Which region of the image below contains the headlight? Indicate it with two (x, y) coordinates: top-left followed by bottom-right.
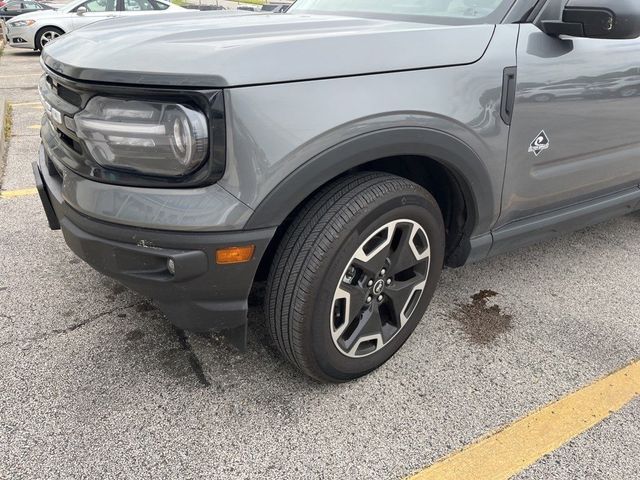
(9, 19), (36, 27)
(74, 96), (209, 177)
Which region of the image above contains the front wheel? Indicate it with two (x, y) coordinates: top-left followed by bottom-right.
(36, 27), (64, 52)
(265, 172), (445, 382)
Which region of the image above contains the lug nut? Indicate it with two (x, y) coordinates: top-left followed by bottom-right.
(380, 268), (386, 276)
(367, 280), (374, 287)
(366, 296), (373, 303)
(386, 278), (392, 285)
(377, 295), (384, 302)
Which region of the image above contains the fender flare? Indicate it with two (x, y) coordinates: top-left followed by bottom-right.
(244, 127), (495, 240)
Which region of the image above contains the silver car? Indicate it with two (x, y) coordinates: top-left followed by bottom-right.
(4, 0), (182, 51)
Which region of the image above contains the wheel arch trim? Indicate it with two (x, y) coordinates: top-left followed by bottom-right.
(245, 127), (495, 263)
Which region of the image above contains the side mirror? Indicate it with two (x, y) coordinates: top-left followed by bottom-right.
(76, 6), (87, 14)
(541, 0), (640, 39)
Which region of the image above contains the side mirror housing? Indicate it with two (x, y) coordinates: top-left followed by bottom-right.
(541, 0), (640, 39)
(76, 6), (87, 14)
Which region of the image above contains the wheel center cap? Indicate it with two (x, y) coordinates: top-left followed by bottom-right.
(373, 279), (385, 295)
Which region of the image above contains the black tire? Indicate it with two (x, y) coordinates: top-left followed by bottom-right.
(36, 27), (64, 52)
(265, 172), (445, 382)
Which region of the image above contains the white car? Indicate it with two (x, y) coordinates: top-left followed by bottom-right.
(4, 0), (184, 51)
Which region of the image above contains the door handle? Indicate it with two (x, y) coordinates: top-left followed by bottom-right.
(501, 66), (517, 126)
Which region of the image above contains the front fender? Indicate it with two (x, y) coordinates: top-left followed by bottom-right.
(244, 127), (494, 238)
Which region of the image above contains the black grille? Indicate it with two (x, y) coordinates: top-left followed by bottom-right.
(45, 75), (82, 109)
(57, 84), (82, 107)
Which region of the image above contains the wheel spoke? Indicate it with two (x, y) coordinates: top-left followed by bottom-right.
(352, 247), (389, 279)
(351, 223), (393, 277)
(388, 223), (429, 276)
(333, 284), (365, 339)
(341, 306), (383, 355)
(385, 274), (426, 327)
(41, 31), (60, 48)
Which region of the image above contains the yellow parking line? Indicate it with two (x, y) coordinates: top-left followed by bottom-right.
(28, 124), (41, 129)
(409, 360), (640, 480)
(0, 188), (38, 199)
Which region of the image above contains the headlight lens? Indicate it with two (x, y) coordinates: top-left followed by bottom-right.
(74, 96), (209, 177)
(9, 19), (36, 27)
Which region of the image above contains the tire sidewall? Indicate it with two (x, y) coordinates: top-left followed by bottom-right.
(302, 188), (445, 381)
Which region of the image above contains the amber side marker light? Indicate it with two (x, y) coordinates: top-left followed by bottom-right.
(216, 245), (256, 265)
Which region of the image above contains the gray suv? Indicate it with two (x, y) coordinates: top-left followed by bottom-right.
(34, 0), (640, 382)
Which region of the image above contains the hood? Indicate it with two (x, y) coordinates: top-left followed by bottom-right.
(42, 12), (495, 88)
(8, 9), (59, 22)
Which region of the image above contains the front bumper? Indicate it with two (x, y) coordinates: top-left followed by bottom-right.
(3, 24), (35, 49)
(33, 149), (276, 347)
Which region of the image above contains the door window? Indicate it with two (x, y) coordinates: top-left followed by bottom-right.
(74, 0), (116, 12)
(150, 0), (169, 9)
(123, 0), (155, 11)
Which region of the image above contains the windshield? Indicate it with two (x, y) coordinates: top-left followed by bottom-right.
(288, 0), (514, 23)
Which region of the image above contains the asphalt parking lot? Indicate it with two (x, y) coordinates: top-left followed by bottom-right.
(1, 45), (639, 479)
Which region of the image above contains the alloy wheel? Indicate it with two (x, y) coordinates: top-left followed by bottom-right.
(40, 31), (60, 49)
(331, 219), (431, 358)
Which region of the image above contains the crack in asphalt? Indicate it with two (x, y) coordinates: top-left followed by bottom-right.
(0, 301), (145, 350)
(173, 326), (211, 388)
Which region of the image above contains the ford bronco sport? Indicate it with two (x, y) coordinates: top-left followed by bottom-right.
(34, 0), (640, 382)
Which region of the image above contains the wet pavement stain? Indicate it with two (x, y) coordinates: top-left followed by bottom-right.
(452, 290), (513, 345)
(110, 284), (127, 296)
(125, 329), (145, 342)
(135, 302), (157, 313)
(105, 282), (128, 301)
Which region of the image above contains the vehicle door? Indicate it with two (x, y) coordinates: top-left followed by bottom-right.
(498, 0), (640, 227)
(71, 0), (118, 28)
